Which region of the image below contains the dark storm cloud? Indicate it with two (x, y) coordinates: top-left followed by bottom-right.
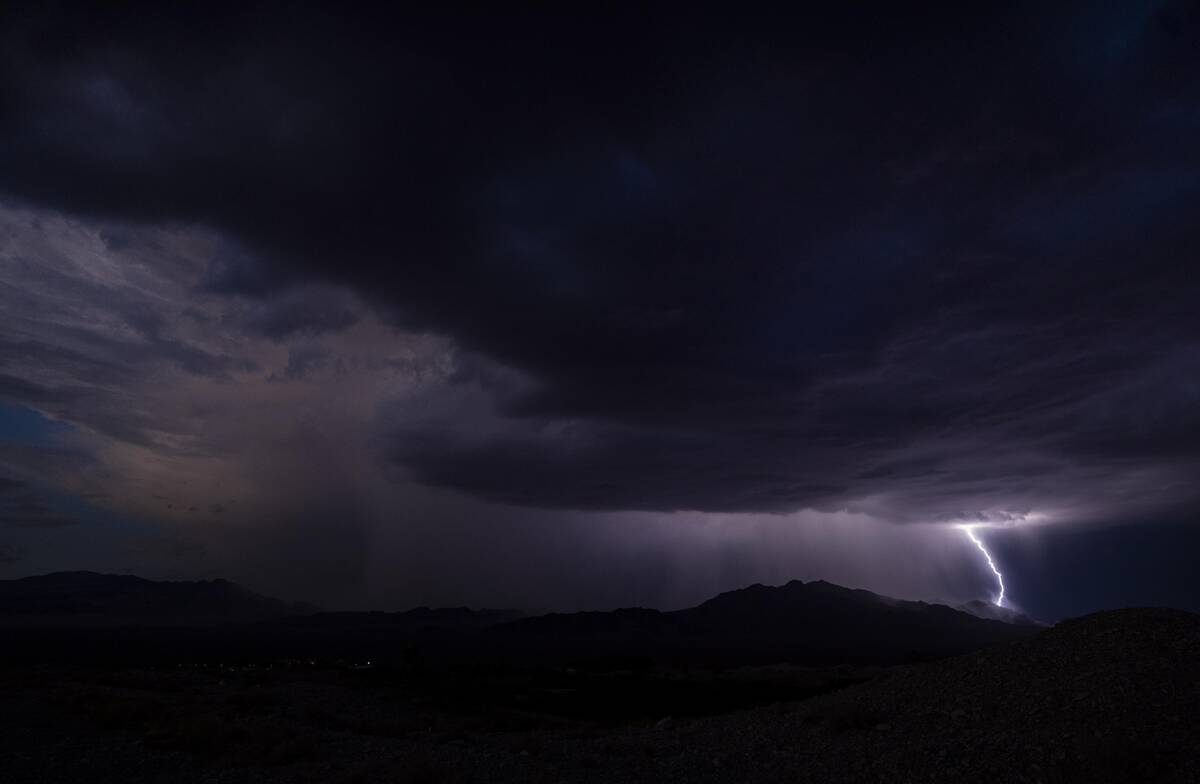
(2, 3), (1199, 520)
(275, 344), (332, 381)
(239, 288), (359, 342)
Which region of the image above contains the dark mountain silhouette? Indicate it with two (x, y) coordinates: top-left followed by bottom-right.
(955, 598), (1042, 626)
(494, 579), (1039, 661)
(0, 571), (315, 626)
(0, 572), (1036, 666)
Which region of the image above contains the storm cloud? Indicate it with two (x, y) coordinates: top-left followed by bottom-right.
(0, 3), (1198, 617)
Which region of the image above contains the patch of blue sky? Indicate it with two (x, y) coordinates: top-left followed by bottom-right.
(0, 404), (74, 446)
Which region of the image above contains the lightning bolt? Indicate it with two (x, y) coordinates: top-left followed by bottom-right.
(960, 525), (1006, 607)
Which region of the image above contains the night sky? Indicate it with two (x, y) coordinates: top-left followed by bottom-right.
(1, 3), (1199, 622)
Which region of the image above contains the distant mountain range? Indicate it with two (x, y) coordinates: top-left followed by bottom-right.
(494, 580), (1039, 659)
(0, 571), (315, 626)
(0, 572), (1039, 663)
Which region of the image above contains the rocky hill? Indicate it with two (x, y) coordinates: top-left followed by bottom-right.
(595, 606), (1200, 782)
(2, 607), (1196, 783)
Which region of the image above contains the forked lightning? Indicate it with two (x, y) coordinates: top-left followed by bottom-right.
(960, 525), (1006, 607)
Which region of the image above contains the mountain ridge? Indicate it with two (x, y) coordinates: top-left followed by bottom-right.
(0, 570), (316, 626)
(492, 578), (1040, 662)
(0, 571), (1039, 659)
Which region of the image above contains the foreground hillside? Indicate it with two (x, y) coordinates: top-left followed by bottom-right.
(589, 607), (1200, 783)
(1, 608), (1195, 783)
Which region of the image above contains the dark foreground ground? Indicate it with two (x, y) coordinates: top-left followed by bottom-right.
(2, 608), (1197, 783)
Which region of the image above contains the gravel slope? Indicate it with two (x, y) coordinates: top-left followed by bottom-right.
(1, 608), (1196, 783)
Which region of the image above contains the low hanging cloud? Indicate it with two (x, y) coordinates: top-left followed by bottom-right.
(0, 203), (445, 599)
(3, 4), (1197, 523)
(0, 203), (1003, 611)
